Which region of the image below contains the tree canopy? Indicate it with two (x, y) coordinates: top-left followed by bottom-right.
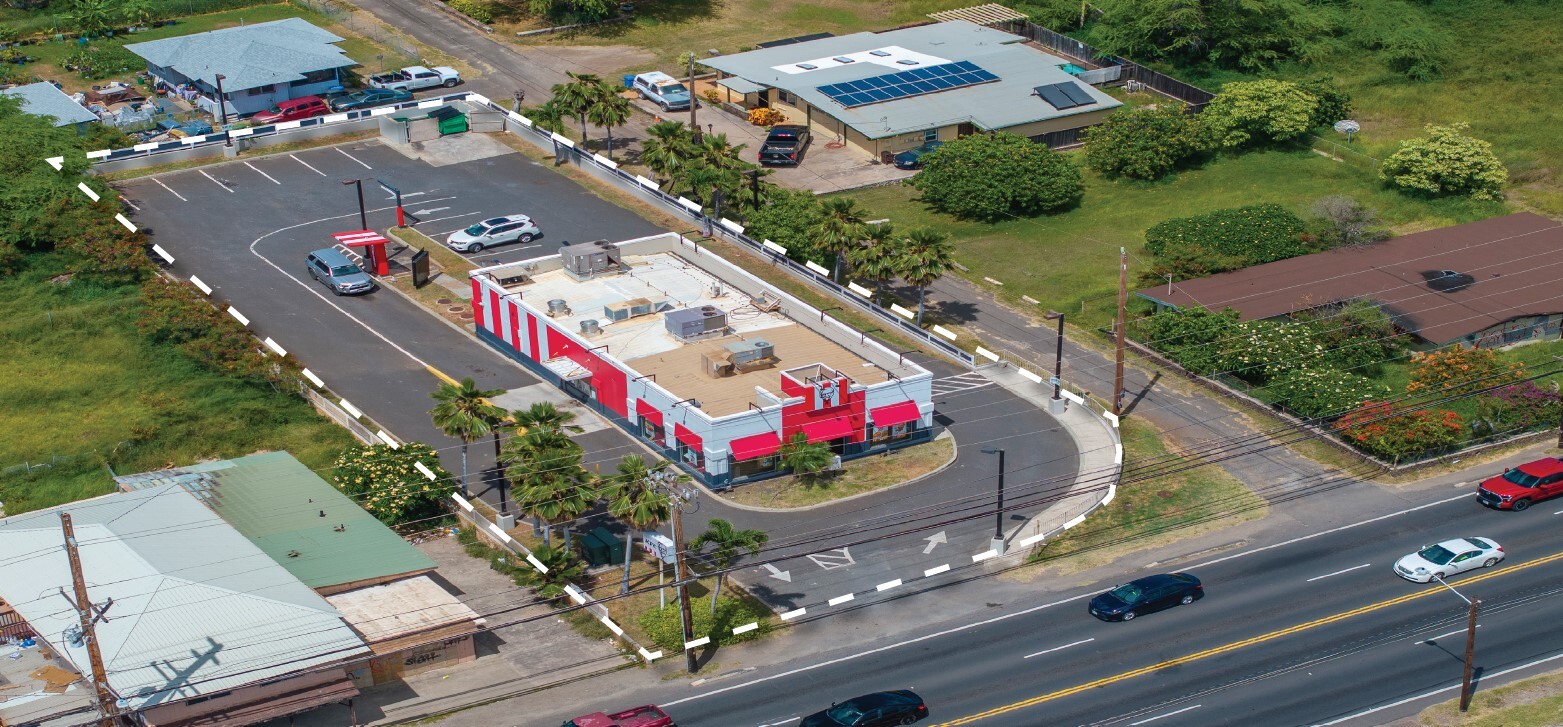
(1379, 122), (1508, 201)
(909, 132), (1082, 222)
(1082, 104), (1208, 180)
(1086, 0), (1331, 72)
(1199, 79), (1319, 149)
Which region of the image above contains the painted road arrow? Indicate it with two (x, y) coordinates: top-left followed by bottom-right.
(923, 531), (948, 554)
(411, 207), (450, 215)
(762, 564), (792, 582)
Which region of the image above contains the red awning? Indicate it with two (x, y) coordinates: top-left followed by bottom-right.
(674, 424), (703, 450)
(802, 416), (855, 443)
(635, 399), (663, 427)
(729, 432), (782, 461)
(870, 401), (923, 428)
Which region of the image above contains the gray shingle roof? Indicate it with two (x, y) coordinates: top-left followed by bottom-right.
(124, 17), (357, 92)
(699, 20), (1119, 140)
(0, 82), (99, 126)
(0, 485), (370, 709)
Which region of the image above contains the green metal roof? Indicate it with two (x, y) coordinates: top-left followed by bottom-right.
(116, 451), (435, 588)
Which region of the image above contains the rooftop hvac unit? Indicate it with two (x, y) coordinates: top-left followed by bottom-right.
(560, 239), (623, 278)
(724, 339), (775, 366)
(604, 297), (659, 322)
(698, 348), (732, 378)
(580, 319), (601, 336)
(664, 305), (728, 339)
(547, 299), (571, 317)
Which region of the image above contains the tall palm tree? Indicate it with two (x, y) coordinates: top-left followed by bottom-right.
(429, 378), (506, 498)
(524, 101), (567, 135)
(551, 72), (607, 145)
(640, 120), (695, 184)
(895, 227), (956, 325)
(689, 518), (768, 614)
(605, 455), (676, 593)
(501, 426), (593, 548)
(847, 221), (899, 301)
(586, 91), (632, 160)
(812, 197), (866, 283)
(509, 401), (583, 435)
(778, 432), (834, 483)
(697, 133), (746, 170)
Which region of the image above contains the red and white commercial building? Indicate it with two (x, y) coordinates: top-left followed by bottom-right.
(469, 233), (934, 487)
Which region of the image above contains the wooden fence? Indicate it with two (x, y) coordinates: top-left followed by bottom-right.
(1000, 20), (1216, 111)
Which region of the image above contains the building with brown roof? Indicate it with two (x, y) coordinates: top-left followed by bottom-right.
(1134, 212), (1563, 348)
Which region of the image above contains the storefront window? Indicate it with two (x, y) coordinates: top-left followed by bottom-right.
(679, 442), (705, 470)
(871, 422), (913, 444)
(640, 417), (666, 446)
(731, 455), (778, 479)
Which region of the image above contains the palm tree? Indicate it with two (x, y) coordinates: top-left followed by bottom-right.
(509, 401), (583, 435)
(847, 221), (899, 302)
(551, 72), (607, 145)
(514, 543), (587, 599)
(895, 227), (956, 325)
(681, 161), (727, 206)
(697, 133), (746, 171)
(605, 455), (676, 593)
(641, 120), (695, 184)
(524, 101), (568, 135)
(778, 432), (834, 483)
(812, 197), (866, 283)
(689, 518), (768, 614)
(429, 378), (506, 498)
(586, 91), (632, 160)
(501, 426), (593, 548)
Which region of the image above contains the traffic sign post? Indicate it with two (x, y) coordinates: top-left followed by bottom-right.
(376, 179), (406, 228)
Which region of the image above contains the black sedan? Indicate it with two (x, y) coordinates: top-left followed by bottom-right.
(328, 87), (414, 112)
(892, 141), (943, 170)
(1088, 572), (1202, 622)
(799, 690), (927, 726)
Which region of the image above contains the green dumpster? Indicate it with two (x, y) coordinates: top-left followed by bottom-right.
(590, 526), (626, 566)
(430, 105), (467, 135)
(578, 529), (610, 566)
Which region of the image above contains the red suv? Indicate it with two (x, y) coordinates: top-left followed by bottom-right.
(1476, 456), (1563, 511)
(252, 95), (330, 124)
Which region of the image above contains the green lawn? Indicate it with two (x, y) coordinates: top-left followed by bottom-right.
(0, 254), (358, 515)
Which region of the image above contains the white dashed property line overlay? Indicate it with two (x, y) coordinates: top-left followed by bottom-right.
(638, 647), (663, 662)
(732, 622), (760, 635)
(151, 245), (174, 264)
(262, 337), (287, 357)
(876, 579), (903, 593)
(975, 346), (1000, 362)
(414, 461), (438, 481)
(924, 564), (951, 578)
(804, 260), (830, 276)
(780, 608), (807, 621)
(46, 156), (64, 171)
(827, 593), (855, 607)
(847, 282), (873, 297)
(338, 399), (364, 419)
(1018, 532), (1047, 548)
(114, 214), (136, 232)
(890, 303), (915, 319)
(226, 306), (249, 326)
(526, 554), (549, 573)
(485, 522), (513, 543)
(932, 325), (957, 340)
(973, 549), (999, 562)
(684, 636), (711, 650)
(599, 617), (625, 636)
(188, 276), (212, 295)
(762, 239), (788, 255)
(301, 368), (325, 388)
(77, 182), (99, 202)
(376, 430), (399, 448)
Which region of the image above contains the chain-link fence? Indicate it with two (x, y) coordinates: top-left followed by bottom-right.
(290, 0), (420, 64)
(1297, 133), (1381, 171)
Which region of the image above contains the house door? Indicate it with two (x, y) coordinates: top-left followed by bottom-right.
(957, 123), (976, 137)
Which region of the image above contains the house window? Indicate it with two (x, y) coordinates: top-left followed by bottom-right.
(923, 129), (938, 143)
(246, 84), (276, 96)
(779, 90), (796, 105)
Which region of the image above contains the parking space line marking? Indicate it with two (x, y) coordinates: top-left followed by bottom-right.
(337, 147), (372, 169)
(77, 182), (100, 202)
(413, 212), (483, 226)
(244, 162), (281, 184)
(1416, 625), (1478, 643)
(1022, 638), (1093, 660)
(924, 564), (951, 578)
(188, 276), (212, 295)
(262, 337), (287, 357)
(291, 154), (327, 176)
(199, 169), (234, 193)
(153, 177), (188, 201)
(226, 306), (249, 326)
(121, 198), (140, 211)
(1306, 563), (1371, 582)
(432, 228), (469, 238)
(1128, 705), (1200, 726)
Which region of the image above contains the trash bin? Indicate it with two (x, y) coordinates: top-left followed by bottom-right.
(578, 529), (610, 567)
(429, 105), (467, 135)
(590, 527), (626, 566)
(623, 74), (635, 89)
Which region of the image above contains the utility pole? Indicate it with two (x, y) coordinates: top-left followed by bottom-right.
(1114, 246), (1127, 416)
(60, 513), (119, 727)
(1460, 597), (1481, 712)
(745, 169), (762, 210)
(662, 477), (699, 674)
(687, 53), (701, 144)
(981, 448), (1005, 555)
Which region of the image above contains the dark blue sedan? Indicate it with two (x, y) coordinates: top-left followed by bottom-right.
(892, 141), (943, 169)
(1089, 572), (1203, 622)
(328, 87), (415, 112)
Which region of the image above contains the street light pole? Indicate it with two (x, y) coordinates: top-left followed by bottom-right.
(1044, 310), (1065, 406)
(341, 179), (367, 231)
(1429, 573), (1481, 712)
(982, 447), (1005, 554)
(214, 73), (230, 147)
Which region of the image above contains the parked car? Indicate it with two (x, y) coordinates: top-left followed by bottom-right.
(253, 96), (330, 124)
(369, 65), (462, 91)
(892, 141), (943, 170)
(445, 215), (541, 253)
(759, 124), (811, 166)
(561, 705), (674, 727)
(306, 248), (374, 295)
(329, 87), (414, 112)
(632, 71), (691, 111)
(1476, 456), (1563, 511)
(798, 691), (927, 727)
(1088, 572), (1202, 622)
(1394, 538), (1504, 583)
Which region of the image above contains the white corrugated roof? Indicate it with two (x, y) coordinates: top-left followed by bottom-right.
(1, 82), (99, 126)
(0, 485), (369, 709)
(124, 18), (356, 92)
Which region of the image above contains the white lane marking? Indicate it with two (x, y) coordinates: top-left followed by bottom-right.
(1130, 705), (1201, 725)
(1190, 493), (1471, 570)
(153, 177), (188, 201)
(807, 548), (855, 571)
(1314, 652), (1563, 725)
(412, 211), (483, 226)
(337, 147), (372, 169)
(1416, 625), (1479, 643)
(660, 590), (1097, 708)
(291, 154), (327, 176)
(1306, 564), (1372, 582)
(199, 169), (233, 192)
(121, 197), (141, 211)
(188, 276), (212, 295)
(244, 161), (281, 184)
(1554, 508), (1563, 515)
(1023, 638), (1094, 660)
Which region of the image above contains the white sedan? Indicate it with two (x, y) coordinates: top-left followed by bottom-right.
(1394, 537), (1505, 583)
(445, 214), (541, 253)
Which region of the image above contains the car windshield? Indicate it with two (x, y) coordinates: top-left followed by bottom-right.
(331, 264), (362, 276)
(1502, 469), (1543, 487)
(825, 704), (864, 724)
(655, 82), (688, 95)
(1109, 584), (1143, 603)
(1418, 544), (1457, 565)
(464, 223), (494, 235)
(263, 104), (283, 114)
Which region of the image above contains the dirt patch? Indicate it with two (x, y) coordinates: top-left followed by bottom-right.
(517, 44), (656, 76)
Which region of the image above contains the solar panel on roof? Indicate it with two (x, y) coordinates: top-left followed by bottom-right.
(1035, 84), (1079, 109)
(1059, 83), (1095, 105)
(816, 61), (1001, 108)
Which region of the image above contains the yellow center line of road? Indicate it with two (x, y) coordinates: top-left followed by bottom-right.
(936, 549), (1563, 726)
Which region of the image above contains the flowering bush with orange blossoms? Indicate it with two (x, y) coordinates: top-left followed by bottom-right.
(1405, 344), (1524, 397)
(1335, 401), (1466, 461)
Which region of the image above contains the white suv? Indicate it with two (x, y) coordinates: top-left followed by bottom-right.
(445, 215), (541, 253)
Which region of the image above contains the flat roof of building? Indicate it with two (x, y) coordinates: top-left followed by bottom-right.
(503, 250), (913, 416)
(699, 20), (1119, 139)
(326, 575), (480, 651)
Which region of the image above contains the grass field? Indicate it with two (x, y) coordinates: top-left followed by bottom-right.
(723, 433), (955, 508)
(1416, 667), (1563, 727)
(0, 254), (358, 514)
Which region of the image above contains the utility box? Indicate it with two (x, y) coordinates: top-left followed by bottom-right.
(590, 527), (625, 566)
(578, 529), (611, 566)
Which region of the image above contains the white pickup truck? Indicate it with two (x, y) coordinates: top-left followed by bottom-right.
(368, 66), (462, 92)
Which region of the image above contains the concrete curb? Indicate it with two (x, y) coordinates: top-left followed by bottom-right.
(707, 430), (961, 514)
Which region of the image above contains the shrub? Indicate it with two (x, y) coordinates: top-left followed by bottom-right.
(135, 277), (283, 384)
(1379, 122), (1508, 201)
(446, 0), (493, 24)
(909, 131), (1083, 222)
(1137, 243), (1251, 286)
(1307, 195), (1387, 248)
(1132, 306), (1241, 375)
(332, 442), (453, 528)
(513, 543), (587, 598)
(1144, 203), (1308, 266)
(638, 597), (772, 652)
(1200, 79), (1319, 148)
(1405, 344), (1524, 398)
(1337, 402), (1465, 460)
(743, 186), (829, 265)
(1348, 1), (1451, 81)
(746, 107), (786, 126)
(1474, 382), (1562, 437)
(1296, 76), (1352, 129)
(1082, 104), (1208, 180)
(1290, 299), (1402, 370)
(1266, 368), (1389, 419)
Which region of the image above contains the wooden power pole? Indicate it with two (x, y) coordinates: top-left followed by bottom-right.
(687, 53), (701, 144)
(669, 501), (698, 674)
(60, 512), (119, 727)
(1459, 597), (1481, 712)
(1114, 246), (1128, 416)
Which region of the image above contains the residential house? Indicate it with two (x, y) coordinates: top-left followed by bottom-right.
(1, 81), (99, 132)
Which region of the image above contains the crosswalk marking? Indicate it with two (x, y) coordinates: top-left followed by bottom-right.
(931, 371), (994, 396)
